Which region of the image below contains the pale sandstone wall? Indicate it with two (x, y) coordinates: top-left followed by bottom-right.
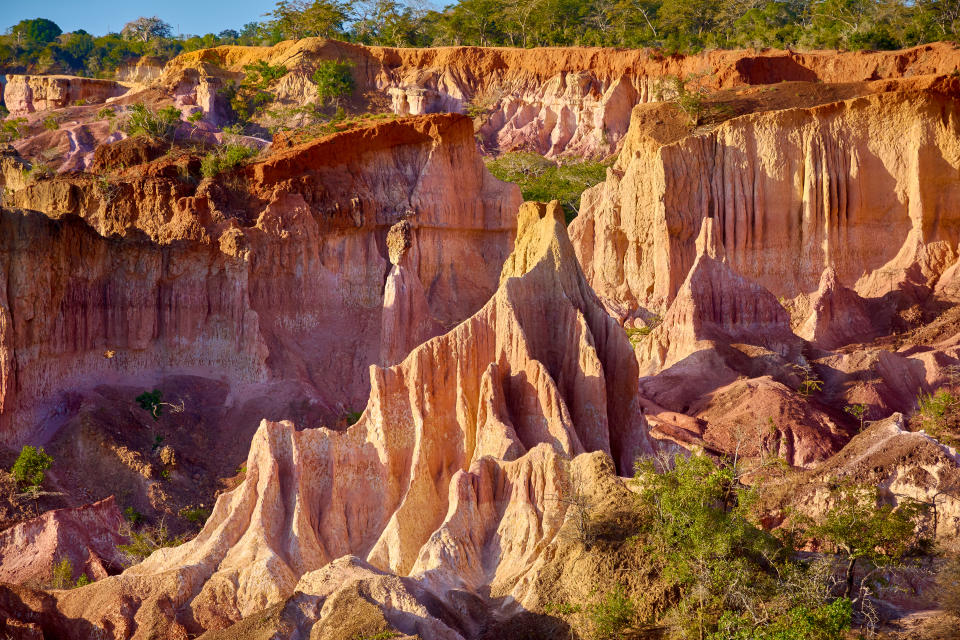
(3, 75), (130, 115)
(158, 39), (960, 159)
(571, 81), (960, 315)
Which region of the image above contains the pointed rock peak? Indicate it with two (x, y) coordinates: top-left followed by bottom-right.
(797, 265), (875, 349)
(500, 200), (575, 283)
(517, 199), (565, 240)
(695, 216), (724, 261)
(638, 244), (799, 374)
(818, 265), (840, 290)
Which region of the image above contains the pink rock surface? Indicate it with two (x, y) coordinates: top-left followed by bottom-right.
(797, 267), (877, 349)
(160, 40), (960, 159)
(0, 497), (126, 586)
(637, 220), (799, 375)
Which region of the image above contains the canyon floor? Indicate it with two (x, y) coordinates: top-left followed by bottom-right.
(1, 39), (960, 639)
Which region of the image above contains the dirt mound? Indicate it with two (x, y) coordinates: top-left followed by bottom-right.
(89, 136), (171, 173)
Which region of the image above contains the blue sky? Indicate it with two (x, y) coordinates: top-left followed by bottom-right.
(0, 0), (274, 36)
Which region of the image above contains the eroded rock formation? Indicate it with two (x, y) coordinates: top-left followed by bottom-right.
(159, 39), (960, 159)
(787, 414), (960, 539)
(571, 76), (960, 315)
(3, 75), (130, 115)
(27, 201), (650, 639)
(0, 114), (521, 444)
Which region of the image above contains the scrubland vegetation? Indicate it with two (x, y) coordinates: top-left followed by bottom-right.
(485, 152), (610, 223)
(5, 1), (960, 80)
(542, 452), (940, 639)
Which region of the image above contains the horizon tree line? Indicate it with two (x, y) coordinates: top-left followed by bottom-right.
(2, 0), (960, 79)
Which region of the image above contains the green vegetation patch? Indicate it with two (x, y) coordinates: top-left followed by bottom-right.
(124, 103), (181, 140)
(484, 151), (610, 224)
(200, 143), (258, 178)
(11, 445), (53, 489)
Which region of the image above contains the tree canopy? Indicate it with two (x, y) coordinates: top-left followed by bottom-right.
(3, 0), (960, 78)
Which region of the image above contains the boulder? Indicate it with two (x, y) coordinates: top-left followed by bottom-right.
(0, 497), (126, 586)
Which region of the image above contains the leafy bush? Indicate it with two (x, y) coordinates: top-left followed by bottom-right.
(937, 554), (960, 618)
(484, 152), (610, 223)
(625, 315), (662, 345)
(136, 389), (163, 421)
(49, 556), (90, 589)
(807, 483), (927, 599)
(670, 73), (709, 126)
(0, 117), (28, 143)
(23, 162), (54, 182)
(50, 557), (73, 589)
(633, 453), (861, 639)
(200, 143), (258, 178)
(223, 60), (289, 125)
(916, 389), (960, 442)
(352, 632), (400, 640)
(124, 506), (144, 525)
(11, 445), (53, 488)
(42, 115), (59, 130)
(117, 520), (184, 564)
(97, 106), (116, 119)
(844, 403), (868, 431)
(243, 60), (288, 87)
(312, 59), (355, 107)
(124, 103), (181, 140)
(588, 584), (636, 639)
(711, 598), (852, 640)
(465, 84), (506, 122)
(180, 506), (211, 525)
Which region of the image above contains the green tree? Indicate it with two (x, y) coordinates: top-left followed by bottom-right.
(657, 0), (723, 47)
(12, 18), (62, 46)
(485, 152), (610, 223)
(60, 31), (95, 63)
(312, 59), (355, 107)
(121, 16), (174, 42)
(635, 453), (854, 639)
(269, 0), (354, 39)
(11, 445), (53, 489)
(588, 584), (636, 639)
(124, 103), (181, 140)
(916, 389), (959, 442)
(731, 1), (804, 47)
(636, 454), (778, 637)
(135, 389), (164, 420)
(809, 483), (926, 599)
(50, 556), (73, 589)
(938, 554), (960, 618)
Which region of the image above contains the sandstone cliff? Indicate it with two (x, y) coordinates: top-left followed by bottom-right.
(3, 75), (130, 115)
(0, 114), (521, 445)
(158, 39), (960, 159)
(571, 76), (960, 317)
